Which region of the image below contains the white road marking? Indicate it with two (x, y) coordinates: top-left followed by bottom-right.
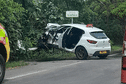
(6, 61), (84, 80)
(60, 61), (83, 68)
(6, 70), (47, 80)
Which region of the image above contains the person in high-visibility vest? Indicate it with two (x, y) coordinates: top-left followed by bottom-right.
(0, 24), (10, 83)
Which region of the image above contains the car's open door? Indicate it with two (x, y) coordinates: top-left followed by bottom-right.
(62, 27), (84, 49)
(57, 26), (71, 48)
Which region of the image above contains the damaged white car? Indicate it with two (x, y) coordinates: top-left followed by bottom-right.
(38, 23), (111, 60)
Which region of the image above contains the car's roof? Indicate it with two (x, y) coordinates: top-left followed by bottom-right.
(62, 24), (103, 32)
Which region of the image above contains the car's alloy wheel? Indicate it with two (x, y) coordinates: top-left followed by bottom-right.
(0, 54), (5, 84)
(75, 46), (88, 60)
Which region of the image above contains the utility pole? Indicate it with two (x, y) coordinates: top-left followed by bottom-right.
(72, 17), (73, 24)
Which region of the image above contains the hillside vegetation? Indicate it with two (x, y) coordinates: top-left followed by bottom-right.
(0, 0), (125, 61)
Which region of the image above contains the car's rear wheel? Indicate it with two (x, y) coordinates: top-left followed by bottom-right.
(98, 55), (108, 59)
(0, 54), (5, 84)
(75, 46), (88, 60)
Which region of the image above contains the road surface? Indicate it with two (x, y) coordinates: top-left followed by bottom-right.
(3, 53), (122, 84)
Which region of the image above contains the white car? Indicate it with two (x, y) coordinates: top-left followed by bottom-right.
(38, 23), (111, 59)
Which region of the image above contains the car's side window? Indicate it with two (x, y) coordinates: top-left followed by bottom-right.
(70, 27), (85, 35)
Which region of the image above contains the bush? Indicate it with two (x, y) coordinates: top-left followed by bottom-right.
(0, 0), (25, 61)
(9, 48), (75, 61)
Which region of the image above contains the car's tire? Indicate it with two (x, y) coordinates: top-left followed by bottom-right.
(98, 55), (108, 59)
(0, 54), (5, 84)
(75, 46), (88, 60)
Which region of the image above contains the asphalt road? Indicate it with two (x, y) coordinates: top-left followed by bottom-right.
(3, 53), (122, 84)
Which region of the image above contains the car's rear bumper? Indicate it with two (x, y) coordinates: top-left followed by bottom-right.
(93, 50), (111, 56)
(86, 46), (111, 56)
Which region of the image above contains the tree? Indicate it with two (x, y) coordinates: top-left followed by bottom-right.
(86, 0), (124, 44)
(111, 1), (126, 26)
(110, 1), (126, 43)
(0, 0), (25, 60)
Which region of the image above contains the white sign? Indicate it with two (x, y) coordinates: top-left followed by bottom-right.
(66, 11), (79, 17)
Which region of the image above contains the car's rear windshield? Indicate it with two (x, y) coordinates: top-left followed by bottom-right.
(90, 31), (107, 39)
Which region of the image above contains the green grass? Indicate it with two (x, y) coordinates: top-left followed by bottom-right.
(45, 52), (76, 61)
(111, 45), (122, 51)
(36, 49), (76, 61)
(6, 61), (29, 69)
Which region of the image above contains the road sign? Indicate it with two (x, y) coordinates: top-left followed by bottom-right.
(66, 11), (79, 24)
(66, 11), (79, 17)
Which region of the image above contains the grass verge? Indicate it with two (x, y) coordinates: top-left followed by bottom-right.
(111, 45), (122, 51)
(6, 61), (29, 69)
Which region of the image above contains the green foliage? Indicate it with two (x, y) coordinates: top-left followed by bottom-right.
(0, 0), (124, 61)
(0, 0), (25, 60)
(111, 45), (122, 51)
(111, 1), (126, 18)
(20, 0), (64, 49)
(9, 0), (65, 60)
(88, 0), (125, 44)
(11, 48), (75, 61)
(0, 0), (25, 22)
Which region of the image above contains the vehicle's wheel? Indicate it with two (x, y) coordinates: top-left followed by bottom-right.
(98, 55), (108, 59)
(0, 54), (5, 84)
(75, 46), (88, 60)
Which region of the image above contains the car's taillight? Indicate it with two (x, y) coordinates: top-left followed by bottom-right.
(87, 40), (97, 44)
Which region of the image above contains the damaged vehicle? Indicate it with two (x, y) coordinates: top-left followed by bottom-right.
(38, 23), (111, 60)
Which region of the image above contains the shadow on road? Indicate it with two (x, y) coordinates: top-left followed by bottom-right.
(88, 53), (122, 60)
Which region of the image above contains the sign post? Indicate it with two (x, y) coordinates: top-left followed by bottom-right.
(66, 11), (79, 24)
